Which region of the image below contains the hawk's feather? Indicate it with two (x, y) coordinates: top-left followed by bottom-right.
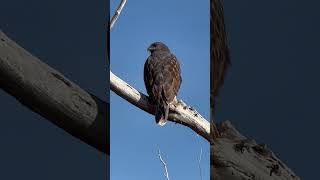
(144, 42), (181, 126)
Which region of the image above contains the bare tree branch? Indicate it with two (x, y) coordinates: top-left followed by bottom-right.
(158, 149), (170, 180)
(110, 0), (127, 30)
(110, 71), (212, 142)
(211, 120), (300, 180)
(0, 30), (109, 155)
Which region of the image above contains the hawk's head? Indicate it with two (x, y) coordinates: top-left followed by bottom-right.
(147, 42), (170, 53)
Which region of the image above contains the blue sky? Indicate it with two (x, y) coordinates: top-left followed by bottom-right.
(110, 0), (210, 179)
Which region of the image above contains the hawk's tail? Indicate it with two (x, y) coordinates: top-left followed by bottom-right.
(155, 100), (169, 126)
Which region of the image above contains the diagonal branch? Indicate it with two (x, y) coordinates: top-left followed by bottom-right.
(0, 30), (109, 155)
(211, 120), (301, 180)
(110, 0), (127, 30)
(110, 71), (214, 142)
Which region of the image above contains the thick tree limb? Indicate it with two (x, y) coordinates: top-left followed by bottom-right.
(0, 30), (109, 155)
(211, 120), (300, 180)
(110, 71), (212, 142)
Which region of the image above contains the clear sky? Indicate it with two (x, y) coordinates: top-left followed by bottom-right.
(110, 0), (210, 180)
(0, 0), (108, 179)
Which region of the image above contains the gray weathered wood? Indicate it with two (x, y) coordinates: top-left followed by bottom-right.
(211, 120), (300, 180)
(0, 30), (109, 155)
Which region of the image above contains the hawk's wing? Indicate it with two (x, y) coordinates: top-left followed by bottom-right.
(162, 54), (181, 103)
(144, 53), (181, 104)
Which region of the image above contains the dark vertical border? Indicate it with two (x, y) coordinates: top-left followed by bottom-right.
(106, 0), (110, 156)
(210, 0), (231, 179)
(106, 0), (111, 178)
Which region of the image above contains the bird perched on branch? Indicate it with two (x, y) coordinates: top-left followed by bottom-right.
(144, 42), (182, 126)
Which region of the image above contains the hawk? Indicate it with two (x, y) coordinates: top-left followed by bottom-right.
(144, 42), (182, 126)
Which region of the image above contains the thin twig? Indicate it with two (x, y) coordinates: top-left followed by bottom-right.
(158, 149), (170, 180)
(110, 0), (127, 30)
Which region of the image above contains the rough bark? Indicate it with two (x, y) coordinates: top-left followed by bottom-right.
(211, 121), (300, 180)
(0, 30), (109, 155)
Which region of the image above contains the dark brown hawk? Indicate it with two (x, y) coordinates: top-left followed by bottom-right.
(144, 42), (182, 126)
